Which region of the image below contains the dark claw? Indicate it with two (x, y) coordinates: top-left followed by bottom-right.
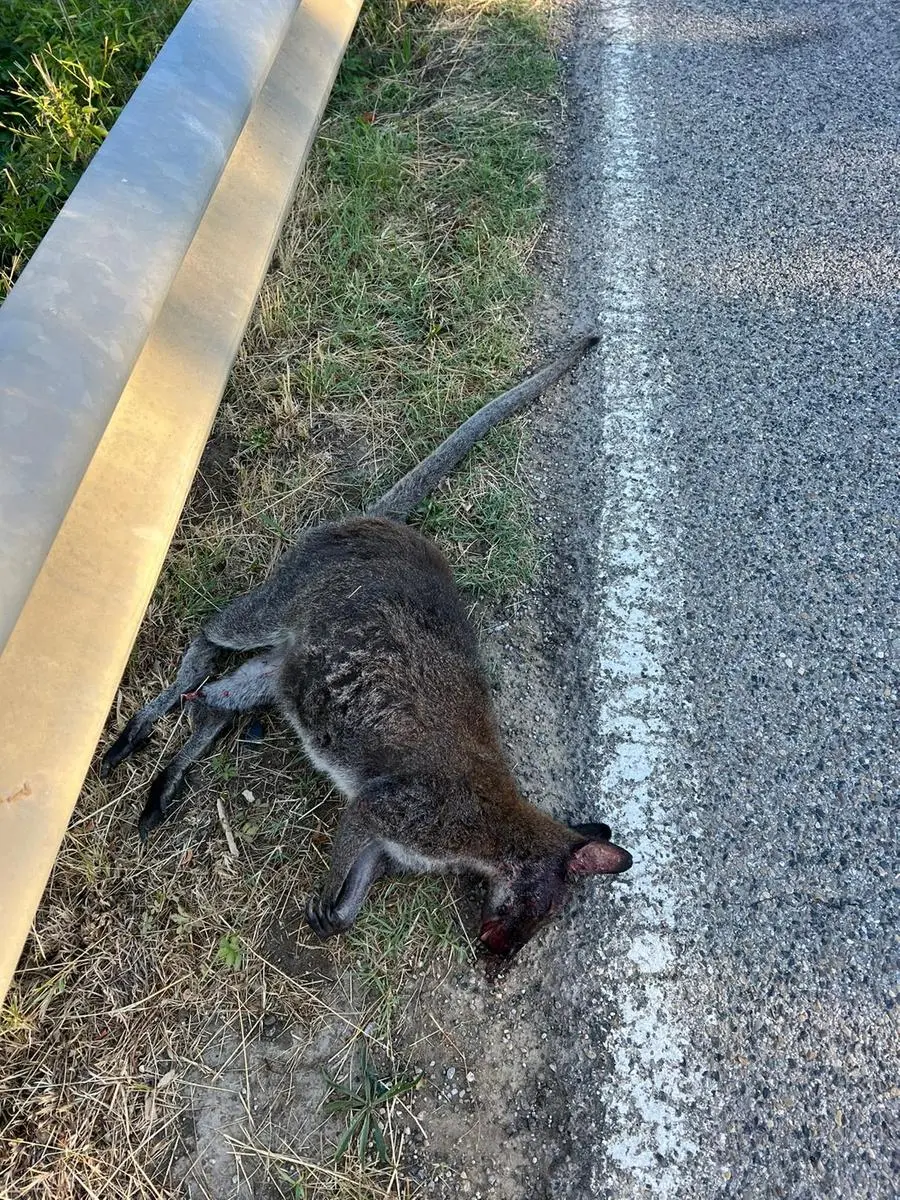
(138, 804), (162, 844)
(137, 767), (189, 841)
(305, 895), (345, 939)
(101, 718), (153, 778)
(305, 896), (329, 938)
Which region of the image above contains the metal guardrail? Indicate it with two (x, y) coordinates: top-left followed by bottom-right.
(0, 0), (301, 653)
(0, 0), (362, 1003)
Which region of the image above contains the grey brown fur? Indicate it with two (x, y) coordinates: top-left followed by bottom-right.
(102, 332), (632, 956)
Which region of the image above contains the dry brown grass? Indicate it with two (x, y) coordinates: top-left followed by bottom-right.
(0, 2), (556, 1195)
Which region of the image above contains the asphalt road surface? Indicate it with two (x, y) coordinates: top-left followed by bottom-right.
(537, 0), (898, 1196)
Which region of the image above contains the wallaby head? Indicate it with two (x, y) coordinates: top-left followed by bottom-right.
(479, 821), (632, 957)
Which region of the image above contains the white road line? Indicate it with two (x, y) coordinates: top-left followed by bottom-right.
(591, 2), (699, 1195)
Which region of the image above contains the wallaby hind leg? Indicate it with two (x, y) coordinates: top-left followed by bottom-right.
(102, 574), (292, 777)
(101, 632), (221, 776)
(202, 575), (293, 651)
(138, 653), (279, 840)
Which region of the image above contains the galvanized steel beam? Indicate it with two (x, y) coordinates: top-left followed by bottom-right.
(0, 0), (362, 1002)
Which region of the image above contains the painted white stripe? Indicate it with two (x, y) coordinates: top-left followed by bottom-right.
(591, 2), (699, 1194)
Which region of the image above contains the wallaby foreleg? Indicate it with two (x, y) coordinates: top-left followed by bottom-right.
(306, 805), (387, 938)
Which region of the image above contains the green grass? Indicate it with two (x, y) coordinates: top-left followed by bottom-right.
(0, 0), (188, 294)
(191, 0), (558, 609)
(348, 876), (472, 1033)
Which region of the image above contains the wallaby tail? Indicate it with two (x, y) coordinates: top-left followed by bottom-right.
(366, 330), (599, 522)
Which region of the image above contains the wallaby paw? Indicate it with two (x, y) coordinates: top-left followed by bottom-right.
(137, 768), (187, 842)
(305, 895), (349, 939)
(100, 717), (152, 777)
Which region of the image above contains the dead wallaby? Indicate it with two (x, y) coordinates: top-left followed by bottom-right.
(102, 331), (632, 957)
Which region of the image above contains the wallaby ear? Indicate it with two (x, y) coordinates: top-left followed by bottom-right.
(568, 839), (633, 877)
(570, 821), (612, 842)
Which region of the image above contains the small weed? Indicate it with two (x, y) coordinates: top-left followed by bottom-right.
(210, 749), (238, 783)
(216, 932), (243, 970)
(325, 1042), (421, 1165)
(0, 992), (36, 1038)
(274, 1173), (308, 1200)
(246, 424), (274, 453)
